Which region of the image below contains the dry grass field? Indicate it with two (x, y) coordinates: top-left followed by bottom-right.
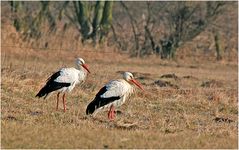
(1, 43), (238, 149)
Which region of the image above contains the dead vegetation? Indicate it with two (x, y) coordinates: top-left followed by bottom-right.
(1, 6), (238, 147)
(152, 80), (179, 89)
(201, 79), (224, 88)
(1, 45), (238, 149)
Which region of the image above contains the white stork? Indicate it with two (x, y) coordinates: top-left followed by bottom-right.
(86, 72), (144, 120)
(36, 58), (90, 112)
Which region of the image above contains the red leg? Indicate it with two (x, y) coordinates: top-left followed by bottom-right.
(108, 110), (111, 120)
(56, 93), (60, 110)
(108, 105), (115, 121)
(62, 93), (66, 112)
(111, 106), (115, 119)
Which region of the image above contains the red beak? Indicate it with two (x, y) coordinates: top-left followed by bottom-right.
(130, 79), (144, 91)
(82, 64), (90, 73)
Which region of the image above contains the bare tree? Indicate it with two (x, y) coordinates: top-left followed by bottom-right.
(120, 1), (141, 57)
(6, 1), (235, 60)
(159, 1), (227, 59)
(9, 1), (114, 45)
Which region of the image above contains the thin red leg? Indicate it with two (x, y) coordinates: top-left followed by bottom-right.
(111, 106), (115, 119)
(62, 93), (66, 112)
(108, 109), (111, 120)
(108, 105), (115, 121)
(56, 93), (60, 110)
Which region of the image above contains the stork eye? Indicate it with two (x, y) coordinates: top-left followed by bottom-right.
(81, 60), (85, 64)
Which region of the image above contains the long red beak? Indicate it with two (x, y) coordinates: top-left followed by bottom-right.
(82, 64), (90, 73)
(130, 79), (144, 91)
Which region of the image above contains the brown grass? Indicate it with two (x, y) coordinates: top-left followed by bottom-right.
(1, 43), (238, 149)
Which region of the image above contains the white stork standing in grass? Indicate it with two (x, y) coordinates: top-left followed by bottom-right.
(36, 58), (90, 112)
(86, 72), (144, 120)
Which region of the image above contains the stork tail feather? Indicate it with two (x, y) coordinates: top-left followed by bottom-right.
(36, 82), (71, 99)
(86, 101), (97, 115)
(86, 96), (121, 115)
(86, 86), (121, 115)
(36, 85), (49, 99)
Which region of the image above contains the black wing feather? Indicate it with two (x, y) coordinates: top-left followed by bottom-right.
(86, 86), (121, 115)
(36, 71), (71, 98)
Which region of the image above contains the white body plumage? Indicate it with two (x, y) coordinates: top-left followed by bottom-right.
(93, 79), (134, 115)
(86, 72), (143, 120)
(54, 67), (87, 93)
(36, 57), (90, 112)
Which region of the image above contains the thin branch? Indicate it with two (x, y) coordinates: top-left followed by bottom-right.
(120, 1), (140, 51)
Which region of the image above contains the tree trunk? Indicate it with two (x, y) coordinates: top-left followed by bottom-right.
(160, 38), (177, 59)
(10, 1), (22, 31)
(92, 1), (105, 44)
(74, 1), (92, 42)
(120, 1), (140, 57)
(99, 1), (113, 43)
(214, 31), (223, 61)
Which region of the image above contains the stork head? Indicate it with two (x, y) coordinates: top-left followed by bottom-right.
(123, 72), (144, 90)
(76, 58), (90, 73)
